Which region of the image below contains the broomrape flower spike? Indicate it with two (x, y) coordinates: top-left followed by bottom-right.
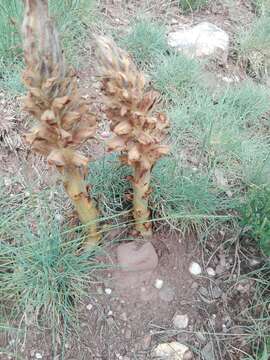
(96, 37), (170, 238)
(21, 0), (100, 247)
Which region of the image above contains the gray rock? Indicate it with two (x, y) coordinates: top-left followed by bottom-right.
(196, 331), (207, 344)
(173, 313), (189, 329)
(206, 267), (216, 277)
(168, 22), (229, 63)
(202, 342), (215, 360)
(211, 286), (222, 299)
(199, 287), (209, 297)
(152, 342), (189, 360)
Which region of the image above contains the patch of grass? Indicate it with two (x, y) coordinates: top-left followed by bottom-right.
(238, 261), (270, 359)
(239, 185), (270, 255)
(178, 0), (210, 12)
(151, 157), (233, 233)
(152, 53), (202, 101)
(89, 154), (131, 217)
(87, 153), (232, 234)
(0, 0), (96, 94)
(237, 15), (270, 79)
(119, 18), (168, 68)
(0, 192), (105, 357)
(251, 0), (270, 15)
(167, 81), (270, 187)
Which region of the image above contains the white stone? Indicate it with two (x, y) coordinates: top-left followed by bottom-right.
(249, 258), (260, 266)
(154, 279), (164, 289)
(173, 313), (189, 329)
(35, 353), (42, 359)
(105, 288), (112, 295)
(152, 342), (189, 360)
(206, 267), (216, 277)
(168, 22), (229, 62)
(86, 303), (93, 311)
(107, 310), (113, 316)
(189, 262), (202, 276)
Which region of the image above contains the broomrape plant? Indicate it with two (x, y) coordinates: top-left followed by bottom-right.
(21, 0), (100, 247)
(96, 37), (170, 238)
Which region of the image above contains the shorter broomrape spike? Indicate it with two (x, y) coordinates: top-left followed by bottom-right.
(96, 37), (170, 238)
(22, 0), (100, 247)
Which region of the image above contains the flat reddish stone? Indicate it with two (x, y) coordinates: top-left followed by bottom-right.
(117, 241), (158, 272)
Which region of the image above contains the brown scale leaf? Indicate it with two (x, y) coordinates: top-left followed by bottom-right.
(97, 37), (170, 237)
(22, 0), (97, 169)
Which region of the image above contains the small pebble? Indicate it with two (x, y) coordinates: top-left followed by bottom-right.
(86, 303), (93, 311)
(108, 310), (113, 316)
(105, 288), (112, 295)
(154, 279), (164, 289)
(249, 258), (260, 266)
(189, 262), (202, 276)
(183, 351), (194, 360)
(173, 313), (189, 329)
(211, 286), (222, 299)
(35, 353), (42, 359)
(206, 267), (216, 277)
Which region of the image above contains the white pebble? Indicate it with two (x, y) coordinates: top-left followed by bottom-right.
(173, 313), (189, 329)
(154, 279), (164, 289)
(105, 288), (112, 295)
(86, 303), (93, 311)
(35, 353), (42, 359)
(189, 262), (202, 276)
(107, 310), (113, 316)
(206, 267), (216, 277)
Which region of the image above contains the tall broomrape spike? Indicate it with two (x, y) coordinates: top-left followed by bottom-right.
(21, 0), (100, 247)
(96, 37), (170, 238)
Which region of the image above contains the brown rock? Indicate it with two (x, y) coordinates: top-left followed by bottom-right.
(117, 241), (158, 272)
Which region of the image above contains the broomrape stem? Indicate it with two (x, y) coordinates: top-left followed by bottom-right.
(63, 166), (100, 246)
(22, 0), (100, 249)
(132, 164), (152, 238)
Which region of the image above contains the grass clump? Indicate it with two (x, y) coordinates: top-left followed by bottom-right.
(0, 201), (102, 355)
(178, 0), (210, 12)
(239, 185), (270, 255)
(251, 0), (270, 15)
(167, 81), (270, 187)
(120, 18), (168, 68)
(152, 53), (202, 101)
(151, 157), (232, 233)
(89, 154), (131, 217)
(0, 0), (96, 94)
(237, 15), (270, 79)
